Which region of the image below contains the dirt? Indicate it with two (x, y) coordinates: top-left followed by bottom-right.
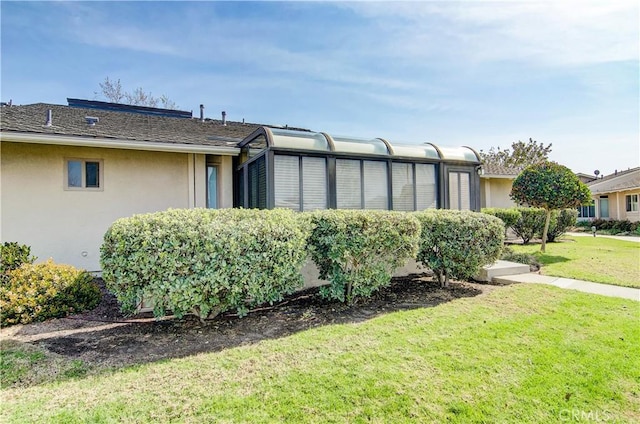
(0, 274), (500, 370)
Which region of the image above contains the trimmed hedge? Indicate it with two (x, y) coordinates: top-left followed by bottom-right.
(307, 210), (420, 303)
(0, 260), (100, 326)
(1, 242), (36, 287)
(546, 209), (578, 242)
(414, 210), (504, 287)
(100, 208), (310, 319)
(481, 207), (521, 230)
(512, 208), (546, 244)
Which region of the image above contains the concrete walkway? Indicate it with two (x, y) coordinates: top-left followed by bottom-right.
(565, 231), (640, 243)
(493, 273), (640, 301)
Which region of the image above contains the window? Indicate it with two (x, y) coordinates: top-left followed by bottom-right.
(577, 201), (596, 218)
(626, 194), (639, 212)
(273, 154), (328, 211)
(65, 159), (102, 190)
(336, 159), (389, 210)
(392, 163), (414, 211)
(449, 171), (471, 210)
(392, 163), (437, 211)
(336, 159), (362, 209)
(207, 165), (218, 209)
(248, 156), (267, 209)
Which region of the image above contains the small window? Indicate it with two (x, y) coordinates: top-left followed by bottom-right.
(65, 159), (103, 190)
(207, 165), (218, 209)
(626, 194), (639, 212)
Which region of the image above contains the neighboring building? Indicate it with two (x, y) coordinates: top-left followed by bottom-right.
(583, 167), (640, 222)
(1, 99), (482, 271)
(479, 163), (521, 209)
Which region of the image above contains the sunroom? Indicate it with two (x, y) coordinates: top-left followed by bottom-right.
(235, 127), (482, 212)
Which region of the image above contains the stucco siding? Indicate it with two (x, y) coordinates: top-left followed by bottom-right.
(480, 178), (516, 209)
(1, 142), (199, 271)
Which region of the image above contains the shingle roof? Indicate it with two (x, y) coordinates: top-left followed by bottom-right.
(480, 163), (522, 177)
(587, 167), (640, 193)
(0, 102), (293, 148)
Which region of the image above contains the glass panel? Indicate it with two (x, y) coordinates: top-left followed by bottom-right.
(302, 157), (327, 211)
(269, 129), (330, 151)
(336, 159), (362, 209)
(459, 172), (471, 210)
(248, 135), (268, 158)
(332, 136), (389, 156)
(416, 163), (437, 210)
(449, 172), (460, 210)
(438, 146), (479, 162)
(85, 161), (99, 188)
(392, 144), (440, 160)
(363, 161), (388, 210)
(67, 160), (82, 187)
(207, 166), (218, 209)
(599, 198), (609, 218)
(248, 156), (267, 209)
(274, 155), (300, 210)
(392, 163), (414, 211)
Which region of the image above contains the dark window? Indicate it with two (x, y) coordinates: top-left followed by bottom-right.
(66, 159), (102, 190)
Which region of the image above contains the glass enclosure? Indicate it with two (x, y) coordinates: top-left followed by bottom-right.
(236, 127), (481, 212)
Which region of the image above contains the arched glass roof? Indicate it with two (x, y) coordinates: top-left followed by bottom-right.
(239, 127), (480, 163)
(268, 128), (330, 151)
(330, 135), (390, 156)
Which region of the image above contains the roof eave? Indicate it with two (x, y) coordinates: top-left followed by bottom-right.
(0, 131), (240, 155)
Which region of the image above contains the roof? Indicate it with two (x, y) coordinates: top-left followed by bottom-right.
(0, 102), (269, 152)
(480, 163), (522, 178)
(587, 167), (640, 194)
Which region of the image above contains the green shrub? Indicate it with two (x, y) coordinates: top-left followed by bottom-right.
(307, 210), (420, 303)
(545, 209), (578, 242)
(414, 210), (504, 287)
(481, 208), (521, 231)
(512, 208), (546, 244)
(0, 242), (36, 287)
(500, 246), (540, 271)
(100, 208), (310, 320)
(588, 219), (639, 234)
(0, 260), (100, 326)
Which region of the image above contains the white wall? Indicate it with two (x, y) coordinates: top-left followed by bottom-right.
(1, 142), (233, 271)
(480, 178), (516, 209)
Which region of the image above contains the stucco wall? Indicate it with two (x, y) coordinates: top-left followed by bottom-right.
(480, 178), (516, 209)
(1, 142), (231, 271)
(593, 189), (640, 222)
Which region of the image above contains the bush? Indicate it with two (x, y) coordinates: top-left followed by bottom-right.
(0, 260), (100, 326)
(0, 242), (36, 286)
(100, 208), (310, 320)
(414, 210), (505, 287)
(307, 210), (420, 303)
(545, 209), (578, 242)
(512, 208), (546, 244)
(588, 219), (639, 234)
(481, 208), (521, 231)
(500, 246), (540, 272)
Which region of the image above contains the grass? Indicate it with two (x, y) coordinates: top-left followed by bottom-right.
(0, 340), (90, 388)
(1, 284), (638, 423)
(508, 236), (640, 288)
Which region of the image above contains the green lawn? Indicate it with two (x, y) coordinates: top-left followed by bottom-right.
(508, 236), (640, 288)
(2, 284), (638, 423)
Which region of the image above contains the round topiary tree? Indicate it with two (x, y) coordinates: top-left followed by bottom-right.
(510, 161), (591, 252)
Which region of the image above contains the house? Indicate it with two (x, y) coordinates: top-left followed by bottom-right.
(1, 99), (482, 272)
(582, 167), (640, 222)
(479, 163), (521, 209)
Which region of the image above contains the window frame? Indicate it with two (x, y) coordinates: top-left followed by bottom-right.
(626, 194), (639, 212)
(64, 158), (104, 191)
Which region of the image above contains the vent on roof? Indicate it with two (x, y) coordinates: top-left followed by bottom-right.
(45, 109), (52, 127)
(85, 116), (99, 126)
(222, 111), (227, 126)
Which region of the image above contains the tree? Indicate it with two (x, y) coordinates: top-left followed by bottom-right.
(510, 161), (591, 252)
(480, 138), (552, 170)
(95, 77), (178, 109)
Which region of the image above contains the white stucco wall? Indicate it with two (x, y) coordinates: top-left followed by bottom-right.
(1, 142), (234, 271)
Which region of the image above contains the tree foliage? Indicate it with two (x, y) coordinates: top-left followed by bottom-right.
(95, 77), (178, 109)
(510, 161), (591, 252)
(480, 138), (552, 169)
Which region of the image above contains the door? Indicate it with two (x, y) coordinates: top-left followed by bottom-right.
(598, 196), (609, 218)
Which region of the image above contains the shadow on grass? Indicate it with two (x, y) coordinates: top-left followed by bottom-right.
(536, 255), (570, 266)
(1, 274), (490, 388)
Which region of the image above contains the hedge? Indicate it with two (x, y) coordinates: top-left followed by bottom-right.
(512, 207), (547, 244)
(481, 207), (521, 231)
(100, 208), (310, 320)
(307, 210), (421, 303)
(414, 210), (504, 287)
(0, 260), (100, 326)
(545, 208), (578, 242)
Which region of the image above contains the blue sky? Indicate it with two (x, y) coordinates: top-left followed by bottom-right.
(2, 1), (638, 175)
